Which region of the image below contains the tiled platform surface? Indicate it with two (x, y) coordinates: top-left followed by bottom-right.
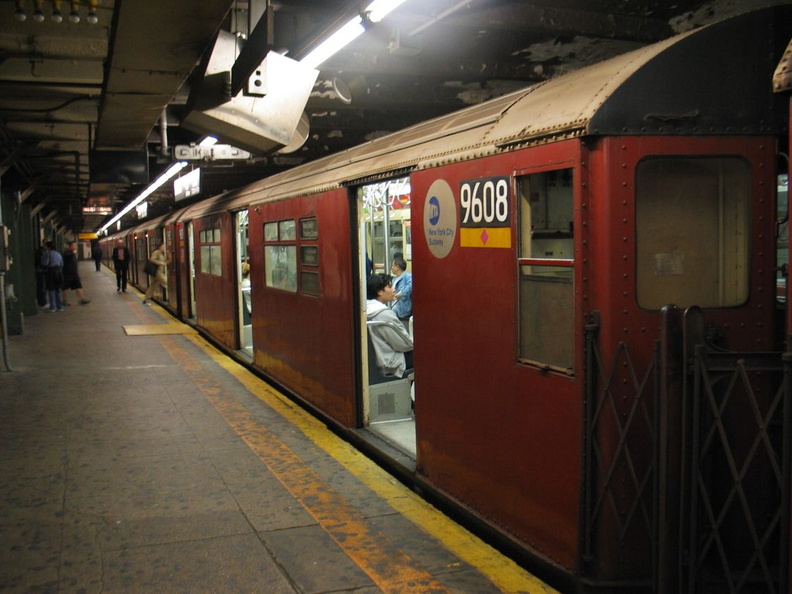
(0, 265), (556, 593)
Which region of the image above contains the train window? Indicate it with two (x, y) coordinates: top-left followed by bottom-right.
(264, 222), (278, 241)
(636, 157), (750, 309)
(301, 271), (320, 296)
(199, 225), (222, 276)
(300, 246), (319, 266)
(264, 245), (297, 292)
(517, 169), (575, 372)
(300, 218), (318, 240)
(279, 220), (296, 240)
(263, 219), (308, 293)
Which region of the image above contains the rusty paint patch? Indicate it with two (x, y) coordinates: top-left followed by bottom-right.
(160, 336), (446, 592)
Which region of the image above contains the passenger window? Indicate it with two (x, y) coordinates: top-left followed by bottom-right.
(199, 226), (222, 276)
(636, 157), (750, 309)
(517, 169), (575, 372)
(263, 219), (297, 292)
(263, 218), (320, 295)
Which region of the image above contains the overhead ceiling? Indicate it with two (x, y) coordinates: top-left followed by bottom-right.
(0, 0), (786, 234)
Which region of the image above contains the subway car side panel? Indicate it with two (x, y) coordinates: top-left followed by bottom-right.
(249, 190), (357, 427)
(411, 140), (585, 570)
(172, 221), (192, 318)
(582, 135), (781, 579)
(193, 214), (238, 350)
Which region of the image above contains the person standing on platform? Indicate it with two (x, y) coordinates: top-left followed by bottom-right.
(91, 242), (102, 271)
(62, 241), (90, 305)
(111, 239), (131, 292)
(34, 239), (48, 309)
(41, 241), (64, 312)
(143, 243), (168, 305)
(390, 256), (412, 324)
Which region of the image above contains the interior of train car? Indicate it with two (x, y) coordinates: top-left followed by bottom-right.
(358, 177), (415, 452)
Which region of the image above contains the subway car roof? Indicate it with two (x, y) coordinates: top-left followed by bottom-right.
(177, 5), (790, 218)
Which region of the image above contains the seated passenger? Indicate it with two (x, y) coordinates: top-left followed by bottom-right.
(366, 273), (413, 378)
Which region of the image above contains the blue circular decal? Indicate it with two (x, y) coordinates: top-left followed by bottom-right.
(428, 196), (440, 226)
(424, 179), (456, 259)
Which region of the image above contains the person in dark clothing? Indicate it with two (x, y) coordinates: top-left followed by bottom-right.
(111, 239), (131, 292)
(34, 240), (48, 308)
(91, 243), (102, 271)
(41, 240), (64, 312)
(62, 241), (90, 305)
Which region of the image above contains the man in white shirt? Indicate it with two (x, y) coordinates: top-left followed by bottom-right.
(366, 273), (413, 378)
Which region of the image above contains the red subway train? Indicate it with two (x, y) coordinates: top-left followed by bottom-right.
(101, 8), (792, 593)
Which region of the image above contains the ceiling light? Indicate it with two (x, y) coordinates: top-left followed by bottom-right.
(300, 17), (365, 70)
(365, 0), (408, 23)
(13, 0), (26, 21)
(69, 1), (80, 23)
(98, 162), (189, 234)
(50, 0), (62, 22)
(299, 0), (410, 70)
(33, 9), (44, 22)
(87, 0), (98, 23)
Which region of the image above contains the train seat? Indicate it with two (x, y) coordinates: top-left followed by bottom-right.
(366, 329), (412, 422)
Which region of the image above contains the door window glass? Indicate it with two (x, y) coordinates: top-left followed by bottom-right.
(517, 169), (575, 372)
(636, 157), (750, 309)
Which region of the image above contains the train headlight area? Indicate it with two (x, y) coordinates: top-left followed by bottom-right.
(0, 270), (556, 593)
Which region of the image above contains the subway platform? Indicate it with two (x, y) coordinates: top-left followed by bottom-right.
(0, 265), (557, 593)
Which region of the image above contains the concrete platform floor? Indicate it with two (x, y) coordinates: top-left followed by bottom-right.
(0, 264), (557, 593)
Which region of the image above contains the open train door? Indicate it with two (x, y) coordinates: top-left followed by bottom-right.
(356, 176), (416, 458)
(235, 210), (252, 354)
(187, 221), (197, 321)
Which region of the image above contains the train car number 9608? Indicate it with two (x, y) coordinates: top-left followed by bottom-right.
(459, 176), (510, 227)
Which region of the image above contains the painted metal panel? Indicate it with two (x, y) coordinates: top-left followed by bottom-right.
(248, 189), (357, 427)
(410, 140), (585, 570)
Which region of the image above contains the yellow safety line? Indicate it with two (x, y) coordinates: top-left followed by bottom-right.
(137, 299), (556, 593)
(178, 330), (559, 594)
(123, 324), (197, 335)
(162, 336), (446, 592)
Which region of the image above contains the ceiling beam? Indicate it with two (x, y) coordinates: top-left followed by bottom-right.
(96, 0), (235, 149)
(0, 59), (104, 85)
(401, 3), (674, 44)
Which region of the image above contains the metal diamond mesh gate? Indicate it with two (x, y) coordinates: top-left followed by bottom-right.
(582, 309), (790, 594)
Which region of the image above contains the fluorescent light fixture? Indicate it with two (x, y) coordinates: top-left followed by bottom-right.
(300, 17), (365, 70)
(300, 0), (409, 69)
(97, 137), (218, 234)
(98, 162), (188, 234)
(366, 0), (408, 23)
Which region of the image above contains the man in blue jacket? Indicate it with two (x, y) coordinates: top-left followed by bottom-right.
(390, 256), (412, 323)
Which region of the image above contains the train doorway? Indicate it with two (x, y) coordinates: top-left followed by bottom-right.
(236, 211), (252, 354)
(187, 221), (197, 321)
(357, 176), (415, 458)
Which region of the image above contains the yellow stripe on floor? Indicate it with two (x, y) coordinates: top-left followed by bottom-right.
(180, 331), (558, 594)
(162, 336), (447, 592)
(123, 324), (198, 336)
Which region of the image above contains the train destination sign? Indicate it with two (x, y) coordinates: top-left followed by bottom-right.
(459, 175), (511, 248)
